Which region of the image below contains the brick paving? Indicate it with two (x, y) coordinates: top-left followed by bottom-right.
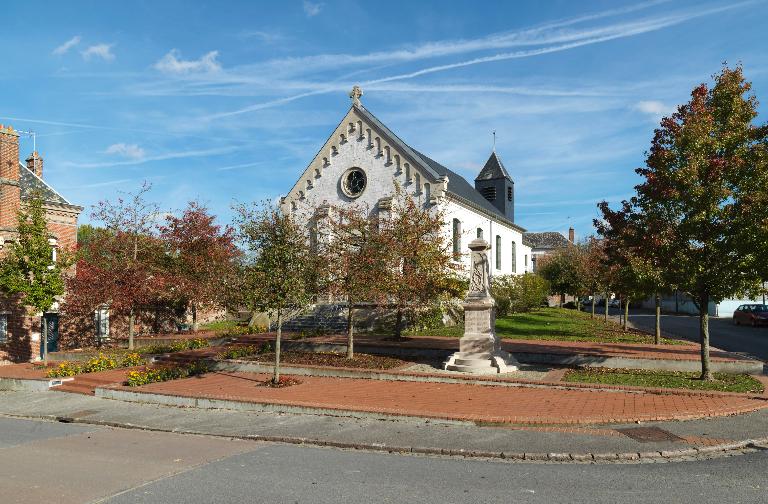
(118, 371), (768, 425)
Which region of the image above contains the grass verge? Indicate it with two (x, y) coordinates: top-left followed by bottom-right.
(563, 367), (764, 393)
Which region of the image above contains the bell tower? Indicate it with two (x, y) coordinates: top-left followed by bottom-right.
(474, 150), (514, 222)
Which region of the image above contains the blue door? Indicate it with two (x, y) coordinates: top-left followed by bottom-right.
(41, 313), (59, 355)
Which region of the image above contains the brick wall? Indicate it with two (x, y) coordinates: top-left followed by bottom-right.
(0, 126), (21, 232)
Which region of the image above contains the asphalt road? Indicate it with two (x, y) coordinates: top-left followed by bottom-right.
(1, 417), (766, 504)
(600, 308), (768, 362)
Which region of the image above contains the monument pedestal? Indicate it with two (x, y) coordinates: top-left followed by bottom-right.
(444, 239), (519, 374)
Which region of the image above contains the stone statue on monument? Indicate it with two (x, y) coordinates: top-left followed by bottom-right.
(444, 238), (520, 374)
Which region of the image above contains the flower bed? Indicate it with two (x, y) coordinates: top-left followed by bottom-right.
(45, 353), (145, 378)
(125, 361), (209, 387)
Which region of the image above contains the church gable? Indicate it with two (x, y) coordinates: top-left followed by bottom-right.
(281, 96), (448, 215)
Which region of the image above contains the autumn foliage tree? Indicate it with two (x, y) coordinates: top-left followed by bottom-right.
(234, 202), (315, 384)
(322, 204), (389, 358)
(160, 202), (239, 332)
(629, 65), (768, 380)
(378, 189), (458, 339)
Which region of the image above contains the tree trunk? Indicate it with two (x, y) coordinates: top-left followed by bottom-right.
(623, 299), (630, 331)
(559, 293), (564, 308)
(654, 293), (661, 345)
(346, 304), (354, 359)
(128, 308), (135, 351)
(591, 295), (596, 319)
(191, 304), (198, 333)
(395, 308), (403, 339)
(604, 293), (609, 322)
(699, 295), (713, 381)
(41, 315), (48, 367)
(273, 309), (282, 384)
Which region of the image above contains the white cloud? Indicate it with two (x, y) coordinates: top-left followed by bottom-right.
(105, 143), (146, 160)
(303, 1), (323, 17)
(634, 100), (671, 117)
(154, 49), (222, 74)
(238, 30), (287, 44)
(52, 36), (81, 56)
(81, 43), (115, 62)
(66, 146), (238, 169)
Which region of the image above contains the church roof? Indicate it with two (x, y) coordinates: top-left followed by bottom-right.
(354, 104), (524, 232)
(476, 151), (512, 182)
(523, 231), (570, 250)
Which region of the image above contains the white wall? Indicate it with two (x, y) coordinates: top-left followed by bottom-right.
(444, 199), (530, 277)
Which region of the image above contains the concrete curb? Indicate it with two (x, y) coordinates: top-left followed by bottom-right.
(2, 410), (765, 464)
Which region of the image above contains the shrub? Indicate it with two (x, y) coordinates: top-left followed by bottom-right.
(217, 344), (260, 360)
(120, 352), (145, 367)
(125, 361), (209, 387)
(409, 304), (445, 331)
(139, 338), (210, 355)
(492, 273), (550, 316)
(217, 341), (273, 360)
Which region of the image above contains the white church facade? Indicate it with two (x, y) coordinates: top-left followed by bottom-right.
(280, 87), (532, 277)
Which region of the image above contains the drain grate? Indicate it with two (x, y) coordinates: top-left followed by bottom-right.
(616, 427), (685, 443)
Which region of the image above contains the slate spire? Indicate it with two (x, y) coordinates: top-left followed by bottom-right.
(474, 151), (514, 222)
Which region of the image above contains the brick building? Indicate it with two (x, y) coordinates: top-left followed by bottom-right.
(0, 124), (82, 362)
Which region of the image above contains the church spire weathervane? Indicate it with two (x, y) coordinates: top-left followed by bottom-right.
(492, 130), (496, 152)
(349, 85), (363, 107)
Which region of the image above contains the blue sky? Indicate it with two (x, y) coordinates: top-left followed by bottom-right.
(2, 0), (767, 238)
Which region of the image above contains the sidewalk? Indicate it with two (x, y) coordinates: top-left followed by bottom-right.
(1, 388), (767, 462)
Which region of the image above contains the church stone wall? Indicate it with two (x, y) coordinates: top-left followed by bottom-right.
(443, 199), (531, 277)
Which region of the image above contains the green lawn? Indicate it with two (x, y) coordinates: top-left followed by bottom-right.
(406, 307), (684, 345)
(563, 367), (764, 393)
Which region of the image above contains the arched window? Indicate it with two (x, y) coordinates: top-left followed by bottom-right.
(424, 183), (431, 202)
(511, 241), (516, 273)
(495, 235), (501, 270)
(414, 173), (421, 194)
(476, 228), (483, 239)
(452, 219), (461, 258)
(525, 254), (529, 270)
(405, 163), (411, 182)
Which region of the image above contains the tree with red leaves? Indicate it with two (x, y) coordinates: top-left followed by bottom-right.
(322, 203), (389, 358)
(624, 65), (768, 380)
(160, 202), (240, 332)
(68, 183), (167, 349)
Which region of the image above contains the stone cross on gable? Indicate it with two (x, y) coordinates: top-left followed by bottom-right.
(349, 85), (363, 106)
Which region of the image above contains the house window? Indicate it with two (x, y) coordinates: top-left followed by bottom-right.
(94, 308), (109, 341)
(452, 219), (461, 257)
(481, 186), (496, 201)
(476, 228), (483, 239)
(495, 235), (501, 270)
(511, 241), (516, 273)
(0, 314), (7, 344)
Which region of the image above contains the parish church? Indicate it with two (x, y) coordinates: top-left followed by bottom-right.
(281, 86), (534, 277)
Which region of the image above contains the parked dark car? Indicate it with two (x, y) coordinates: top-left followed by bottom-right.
(733, 304), (768, 326)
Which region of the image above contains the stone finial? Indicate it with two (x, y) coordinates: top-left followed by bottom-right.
(349, 85), (363, 106)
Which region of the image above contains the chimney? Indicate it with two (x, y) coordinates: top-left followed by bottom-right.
(568, 227), (575, 243)
(0, 124), (22, 229)
(26, 151), (43, 178)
